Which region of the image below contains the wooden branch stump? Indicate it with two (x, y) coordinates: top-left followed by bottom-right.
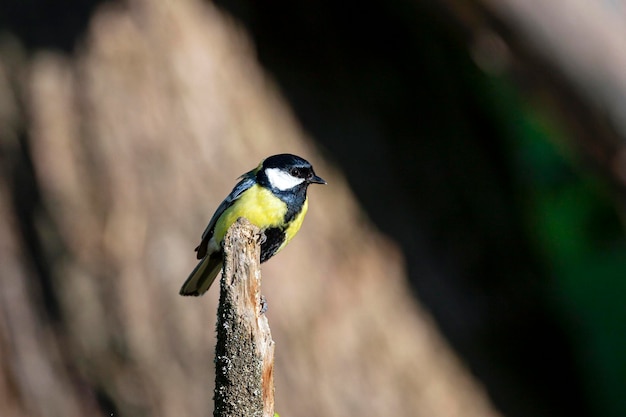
(214, 218), (275, 417)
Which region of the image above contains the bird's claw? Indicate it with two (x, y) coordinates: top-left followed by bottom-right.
(257, 230), (267, 245)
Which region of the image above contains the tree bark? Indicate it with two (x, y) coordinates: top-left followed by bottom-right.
(214, 218), (275, 417)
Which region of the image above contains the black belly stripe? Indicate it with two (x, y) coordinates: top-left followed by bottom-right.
(260, 227), (286, 263)
(254, 174), (308, 262)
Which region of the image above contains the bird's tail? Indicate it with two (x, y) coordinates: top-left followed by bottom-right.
(179, 253), (223, 296)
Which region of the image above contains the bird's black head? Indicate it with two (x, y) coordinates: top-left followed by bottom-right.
(258, 154), (326, 192)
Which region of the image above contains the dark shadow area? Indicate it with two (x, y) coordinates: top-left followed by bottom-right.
(9, 130), (65, 322)
(0, 0), (106, 52)
(0, 80), (65, 324)
(213, 1), (592, 416)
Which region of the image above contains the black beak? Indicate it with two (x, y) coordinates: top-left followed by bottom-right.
(308, 174), (327, 185)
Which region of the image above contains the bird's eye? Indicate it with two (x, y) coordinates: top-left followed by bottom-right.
(290, 168), (301, 177)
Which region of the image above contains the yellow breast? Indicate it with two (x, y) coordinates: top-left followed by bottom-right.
(213, 184), (289, 243)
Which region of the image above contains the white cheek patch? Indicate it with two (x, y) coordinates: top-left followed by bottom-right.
(266, 168), (305, 191)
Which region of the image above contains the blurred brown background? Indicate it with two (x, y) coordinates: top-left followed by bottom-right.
(1, 0), (626, 417)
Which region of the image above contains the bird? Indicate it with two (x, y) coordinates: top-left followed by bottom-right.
(179, 153), (326, 296)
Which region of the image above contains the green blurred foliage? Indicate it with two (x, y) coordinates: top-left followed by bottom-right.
(490, 76), (626, 417)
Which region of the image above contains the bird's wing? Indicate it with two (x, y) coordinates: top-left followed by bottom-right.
(195, 173), (256, 258)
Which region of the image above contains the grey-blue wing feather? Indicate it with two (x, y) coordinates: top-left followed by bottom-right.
(195, 173), (256, 258)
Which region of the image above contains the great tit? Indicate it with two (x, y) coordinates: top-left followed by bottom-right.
(179, 153), (326, 296)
